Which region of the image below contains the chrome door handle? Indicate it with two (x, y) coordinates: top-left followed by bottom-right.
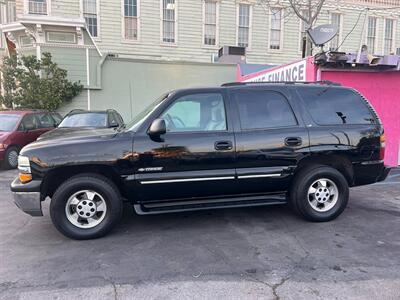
(285, 137), (302, 146)
(215, 141), (233, 150)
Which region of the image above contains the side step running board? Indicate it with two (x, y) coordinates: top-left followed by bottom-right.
(134, 194), (287, 215)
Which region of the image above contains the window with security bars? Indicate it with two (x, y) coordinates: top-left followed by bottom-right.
(28, 0), (47, 15)
(162, 0), (176, 43)
(367, 17), (377, 54)
(204, 0), (217, 46)
(330, 13), (341, 50)
(124, 0), (138, 40)
(83, 0), (98, 37)
(299, 9), (309, 52)
(7, 0), (17, 22)
(384, 19), (394, 54)
(270, 8), (282, 50)
(237, 4), (250, 47)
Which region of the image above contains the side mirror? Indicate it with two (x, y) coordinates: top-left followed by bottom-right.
(109, 123), (119, 128)
(148, 118), (166, 136)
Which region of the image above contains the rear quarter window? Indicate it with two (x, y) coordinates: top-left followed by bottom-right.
(297, 87), (375, 125)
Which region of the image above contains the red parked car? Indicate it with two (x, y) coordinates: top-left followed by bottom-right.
(0, 110), (62, 169)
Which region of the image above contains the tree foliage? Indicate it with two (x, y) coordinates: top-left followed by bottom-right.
(0, 52), (83, 110)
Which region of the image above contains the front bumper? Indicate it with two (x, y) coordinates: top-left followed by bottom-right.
(11, 178), (43, 217)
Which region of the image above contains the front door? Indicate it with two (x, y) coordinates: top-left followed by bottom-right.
(17, 114), (42, 147)
(132, 90), (236, 202)
(230, 87), (310, 194)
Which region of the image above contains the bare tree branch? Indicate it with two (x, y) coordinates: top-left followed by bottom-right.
(258, 0), (329, 55)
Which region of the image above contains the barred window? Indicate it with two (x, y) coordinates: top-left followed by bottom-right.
(237, 4), (250, 47)
(367, 17), (377, 54)
(270, 8), (282, 50)
(384, 19), (394, 55)
(7, 0), (17, 22)
(83, 0), (98, 37)
(28, 0), (47, 15)
(162, 0), (176, 43)
(330, 13), (341, 50)
(204, 0), (217, 46)
(124, 0), (138, 40)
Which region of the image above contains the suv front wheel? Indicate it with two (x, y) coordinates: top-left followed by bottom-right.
(290, 165), (349, 222)
(50, 174), (123, 240)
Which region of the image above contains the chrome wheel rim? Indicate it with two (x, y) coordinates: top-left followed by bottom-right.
(65, 190), (107, 229)
(307, 178), (339, 212)
(8, 150), (18, 168)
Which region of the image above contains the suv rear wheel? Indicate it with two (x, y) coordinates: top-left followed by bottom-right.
(50, 174), (123, 240)
(290, 165), (349, 222)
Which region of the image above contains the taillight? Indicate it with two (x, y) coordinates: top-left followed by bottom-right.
(379, 134), (385, 160)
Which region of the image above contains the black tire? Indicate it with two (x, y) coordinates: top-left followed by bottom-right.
(4, 146), (19, 169)
(289, 165), (349, 222)
(50, 174), (123, 240)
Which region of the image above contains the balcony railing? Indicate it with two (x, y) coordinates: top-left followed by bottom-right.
(28, 0), (48, 15)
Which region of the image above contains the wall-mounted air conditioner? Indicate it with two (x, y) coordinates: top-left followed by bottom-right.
(216, 46), (246, 64)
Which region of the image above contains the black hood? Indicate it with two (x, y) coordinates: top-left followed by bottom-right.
(20, 127), (133, 168)
(22, 127), (119, 154)
(37, 127), (110, 141)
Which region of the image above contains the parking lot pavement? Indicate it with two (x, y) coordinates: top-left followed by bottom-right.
(0, 169), (399, 300)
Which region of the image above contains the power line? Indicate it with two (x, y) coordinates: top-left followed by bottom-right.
(333, 8), (367, 52)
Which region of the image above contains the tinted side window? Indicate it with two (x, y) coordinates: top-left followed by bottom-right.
(51, 113), (63, 126)
(298, 87), (375, 125)
(161, 93), (227, 132)
(108, 112), (119, 127)
(115, 113), (124, 125)
(234, 90), (297, 130)
(19, 114), (38, 131)
(37, 113), (54, 128)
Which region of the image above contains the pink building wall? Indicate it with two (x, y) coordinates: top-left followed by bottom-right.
(321, 71), (400, 166)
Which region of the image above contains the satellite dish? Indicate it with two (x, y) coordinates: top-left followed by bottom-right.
(307, 24), (339, 47)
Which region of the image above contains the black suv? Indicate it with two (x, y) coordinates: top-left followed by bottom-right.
(11, 82), (390, 239)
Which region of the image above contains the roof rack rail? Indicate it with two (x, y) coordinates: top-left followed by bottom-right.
(67, 109), (85, 114)
(221, 80), (341, 87)
(1, 108), (46, 111)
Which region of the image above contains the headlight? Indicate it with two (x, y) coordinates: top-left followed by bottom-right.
(18, 156), (32, 183)
(0, 144), (4, 150)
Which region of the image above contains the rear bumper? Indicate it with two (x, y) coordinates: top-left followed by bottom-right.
(11, 178), (43, 217)
(377, 166), (391, 182)
(353, 161), (391, 186)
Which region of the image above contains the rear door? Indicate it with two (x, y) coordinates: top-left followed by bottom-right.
(230, 87), (310, 194)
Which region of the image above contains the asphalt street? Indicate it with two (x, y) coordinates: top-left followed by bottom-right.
(0, 168), (399, 300)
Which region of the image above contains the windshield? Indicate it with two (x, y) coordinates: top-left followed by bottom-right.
(0, 114), (21, 131)
(126, 93), (170, 131)
(59, 113), (108, 128)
